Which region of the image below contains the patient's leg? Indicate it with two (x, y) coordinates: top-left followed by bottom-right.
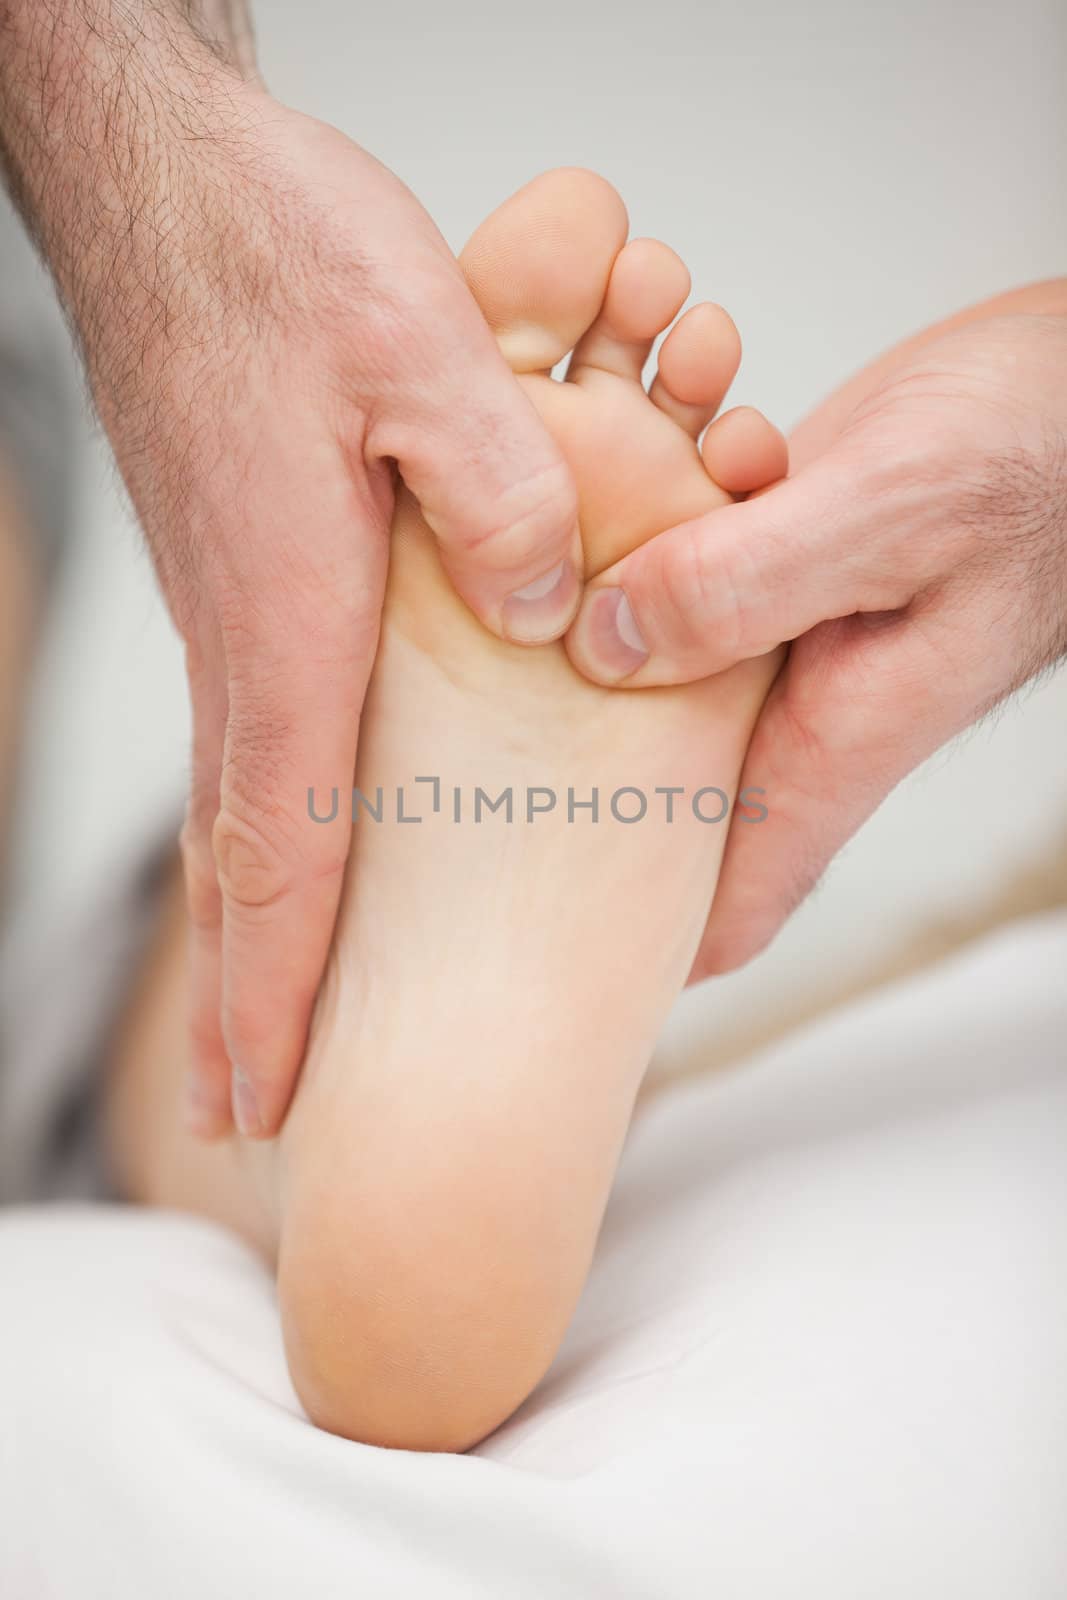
(107, 169), (787, 1451)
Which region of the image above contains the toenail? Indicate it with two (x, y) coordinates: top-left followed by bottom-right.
(501, 559), (581, 644)
(231, 1065), (263, 1137)
(577, 587), (649, 680)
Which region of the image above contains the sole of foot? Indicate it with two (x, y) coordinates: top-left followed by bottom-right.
(120, 168), (789, 1454)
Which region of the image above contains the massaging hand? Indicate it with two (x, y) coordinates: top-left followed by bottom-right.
(566, 282), (1067, 975)
(0, 4), (580, 1137)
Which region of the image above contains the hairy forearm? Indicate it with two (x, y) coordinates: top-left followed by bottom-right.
(0, 0), (288, 542)
(0, 1), (263, 372)
(0, 0), (258, 93)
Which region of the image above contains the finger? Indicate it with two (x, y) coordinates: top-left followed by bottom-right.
(214, 554), (387, 1139)
(564, 449), (930, 687)
(180, 624), (234, 1140)
(690, 609), (981, 978)
(366, 280), (582, 648)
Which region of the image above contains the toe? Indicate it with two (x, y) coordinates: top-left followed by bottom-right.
(568, 238), (690, 383)
(648, 302), (742, 436)
(701, 405), (789, 494)
(460, 168), (629, 374)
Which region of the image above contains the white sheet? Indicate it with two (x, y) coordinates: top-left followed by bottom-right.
(3, 912), (1066, 1598)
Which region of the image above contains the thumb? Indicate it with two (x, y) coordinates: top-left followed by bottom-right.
(366, 282), (582, 647)
(565, 445), (925, 687)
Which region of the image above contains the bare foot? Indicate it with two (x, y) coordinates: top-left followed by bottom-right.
(107, 169), (786, 1453)
(276, 169), (785, 1449)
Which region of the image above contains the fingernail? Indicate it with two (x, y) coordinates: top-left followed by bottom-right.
(574, 587), (649, 680)
(501, 558), (581, 644)
(231, 1065), (263, 1138)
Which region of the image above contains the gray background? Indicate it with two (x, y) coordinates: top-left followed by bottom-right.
(16, 0), (1067, 1066)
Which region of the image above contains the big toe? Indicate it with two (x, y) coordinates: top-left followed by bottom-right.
(460, 168), (629, 374)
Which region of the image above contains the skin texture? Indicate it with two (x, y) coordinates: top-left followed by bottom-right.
(0, 0), (582, 1142)
(565, 280), (1067, 975)
(105, 168), (786, 1453)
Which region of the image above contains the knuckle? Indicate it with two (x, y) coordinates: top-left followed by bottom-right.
(462, 460), (577, 569)
(212, 806), (295, 913)
(660, 521), (741, 665)
(211, 798), (349, 917)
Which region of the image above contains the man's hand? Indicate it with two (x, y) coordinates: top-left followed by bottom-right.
(565, 285), (1067, 975)
(0, 2), (580, 1136)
